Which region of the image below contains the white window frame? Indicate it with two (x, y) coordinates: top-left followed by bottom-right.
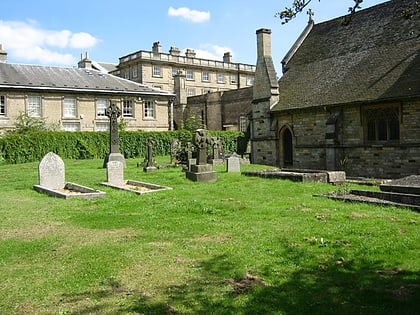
(153, 65), (161, 77)
(124, 69), (130, 79)
(230, 74), (237, 84)
(122, 99), (134, 117)
(143, 100), (156, 119)
(62, 122), (80, 132)
(0, 95), (5, 116)
(63, 97), (77, 118)
(186, 69), (194, 80)
(202, 71), (209, 82)
(246, 76), (254, 86)
(27, 95), (41, 117)
(172, 68), (178, 77)
(96, 98), (108, 117)
(187, 88), (195, 97)
(95, 122), (109, 131)
(132, 66), (138, 78)
(217, 73), (224, 83)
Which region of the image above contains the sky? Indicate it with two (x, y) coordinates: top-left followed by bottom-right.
(1, 0), (389, 71)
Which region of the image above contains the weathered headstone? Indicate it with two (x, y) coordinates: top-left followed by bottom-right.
(170, 138), (181, 165)
(227, 153), (241, 173)
(186, 129), (217, 182)
(186, 142), (193, 160)
(106, 160), (125, 186)
(103, 102), (126, 168)
(210, 136), (224, 165)
(38, 152), (65, 190)
(144, 138), (157, 172)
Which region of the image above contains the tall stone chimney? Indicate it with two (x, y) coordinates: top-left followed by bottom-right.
(185, 49), (196, 58)
(0, 44), (7, 63)
(173, 70), (187, 128)
(78, 52), (92, 69)
(223, 52), (232, 63)
(152, 41), (162, 54)
(250, 28), (279, 166)
(169, 46), (180, 56)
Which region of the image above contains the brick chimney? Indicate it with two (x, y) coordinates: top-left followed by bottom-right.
(0, 43), (7, 63)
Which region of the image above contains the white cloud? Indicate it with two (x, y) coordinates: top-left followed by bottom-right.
(0, 20), (99, 66)
(168, 6), (210, 23)
(187, 44), (233, 61)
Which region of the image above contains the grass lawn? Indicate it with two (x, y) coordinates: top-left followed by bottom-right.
(0, 157), (419, 315)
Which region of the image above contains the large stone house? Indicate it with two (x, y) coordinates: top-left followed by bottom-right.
(112, 42), (256, 129)
(252, 0), (419, 178)
(0, 53), (174, 134)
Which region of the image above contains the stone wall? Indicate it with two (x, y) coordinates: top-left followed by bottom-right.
(274, 100), (420, 178)
(184, 87), (253, 131)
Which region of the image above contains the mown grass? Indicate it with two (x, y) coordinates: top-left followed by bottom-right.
(0, 157), (419, 315)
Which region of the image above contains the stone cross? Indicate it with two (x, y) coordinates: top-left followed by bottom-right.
(105, 102), (122, 154)
(193, 129), (211, 165)
(146, 138), (155, 167)
(186, 142), (193, 160)
(211, 137), (224, 160)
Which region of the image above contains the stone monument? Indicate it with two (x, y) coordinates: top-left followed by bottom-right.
(34, 152), (106, 199)
(210, 136), (224, 165)
(144, 138), (157, 172)
(170, 138), (181, 165)
(185, 129), (217, 182)
(103, 102), (126, 168)
(227, 153), (241, 173)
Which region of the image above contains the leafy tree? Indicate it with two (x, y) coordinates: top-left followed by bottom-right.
(8, 112), (60, 134)
(275, 0), (419, 25)
(275, 0), (363, 24)
(180, 115), (207, 132)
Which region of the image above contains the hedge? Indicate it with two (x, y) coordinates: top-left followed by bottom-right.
(0, 130), (244, 164)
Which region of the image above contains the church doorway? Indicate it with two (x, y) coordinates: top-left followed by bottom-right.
(282, 128), (293, 166)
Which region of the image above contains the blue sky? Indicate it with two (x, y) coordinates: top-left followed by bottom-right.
(1, 0), (388, 69)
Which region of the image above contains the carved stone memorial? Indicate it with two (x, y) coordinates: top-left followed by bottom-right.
(103, 102), (126, 168)
(144, 138), (157, 172)
(185, 129), (217, 182)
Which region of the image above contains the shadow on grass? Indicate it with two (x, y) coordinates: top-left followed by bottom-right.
(63, 251), (420, 315)
(128, 251), (420, 315)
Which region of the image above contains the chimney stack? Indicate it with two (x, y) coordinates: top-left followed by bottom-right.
(77, 52), (92, 69)
(152, 41), (162, 54)
(185, 49), (196, 58)
(223, 52), (232, 63)
(0, 43), (7, 63)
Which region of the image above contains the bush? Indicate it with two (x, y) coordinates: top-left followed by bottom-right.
(0, 130), (243, 164)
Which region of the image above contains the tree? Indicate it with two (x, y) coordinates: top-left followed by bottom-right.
(8, 112), (60, 134)
(275, 0), (363, 24)
(276, 0), (420, 25)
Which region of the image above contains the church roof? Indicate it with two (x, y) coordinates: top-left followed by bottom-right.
(0, 63), (174, 97)
(272, 0), (420, 112)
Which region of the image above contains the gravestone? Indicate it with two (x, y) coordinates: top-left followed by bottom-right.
(38, 152), (65, 190)
(186, 142), (194, 160)
(170, 138), (181, 165)
(106, 160), (125, 186)
(103, 102), (126, 168)
(186, 129), (217, 182)
(227, 153), (241, 173)
(35, 152), (106, 199)
(144, 138), (157, 172)
(210, 137), (224, 165)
